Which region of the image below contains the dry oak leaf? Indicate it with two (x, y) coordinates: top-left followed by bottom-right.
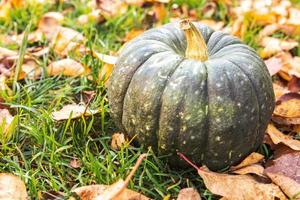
(274, 98), (300, 118)
(111, 133), (126, 150)
(198, 167), (287, 200)
(0, 173), (28, 200)
(230, 152), (264, 170)
(264, 56), (282, 76)
(176, 188), (201, 200)
(273, 82), (288, 100)
(266, 124), (300, 151)
(259, 37), (298, 59)
(232, 164), (265, 178)
(178, 153), (286, 200)
(47, 59), (88, 77)
(52, 104), (99, 121)
(266, 173), (300, 199)
(96, 0), (128, 19)
(72, 154), (150, 200)
(51, 27), (85, 57)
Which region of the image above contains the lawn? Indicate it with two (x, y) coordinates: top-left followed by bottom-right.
(1, 0), (300, 199)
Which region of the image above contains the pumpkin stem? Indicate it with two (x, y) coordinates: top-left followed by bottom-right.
(180, 19), (208, 62)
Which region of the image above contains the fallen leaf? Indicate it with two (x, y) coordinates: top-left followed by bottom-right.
(274, 98), (300, 118)
(0, 173), (28, 200)
(232, 164), (265, 177)
(266, 173), (300, 199)
(111, 133), (126, 150)
(199, 19), (224, 31)
(72, 154), (150, 200)
(38, 12), (64, 40)
(123, 29), (144, 42)
(264, 56), (282, 76)
(47, 59), (88, 77)
(198, 167), (286, 200)
(51, 104), (99, 121)
(0, 47), (18, 60)
(92, 51), (117, 65)
(258, 24), (279, 40)
(287, 76), (300, 93)
(77, 10), (103, 25)
(176, 188), (201, 200)
(51, 27), (85, 57)
(153, 3), (167, 23)
(96, 0), (128, 18)
(230, 152), (264, 170)
(259, 37), (298, 58)
(273, 82), (288, 100)
(178, 153), (287, 200)
(69, 158), (81, 169)
(272, 115), (300, 125)
(277, 93), (300, 104)
(266, 124), (300, 151)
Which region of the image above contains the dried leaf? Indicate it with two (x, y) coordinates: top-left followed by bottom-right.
(72, 154), (150, 200)
(287, 76), (300, 93)
(272, 115), (300, 125)
(92, 51), (117, 65)
(38, 12), (64, 40)
(258, 24), (279, 40)
(260, 37), (298, 58)
(176, 188), (201, 200)
(198, 167), (286, 200)
(77, 10), (103, 25)
(111, 133), (126, 150)
(199, 19), (224, 31)
(267, 173), (300, 199)
(273, 82), (288, 100)
(274, 98), (300, 118)
(47, 59), (87, 77)
(265, 150), (300, 199)
(264, 56), (282, 76)
(96, 0), (128, 18)
(266, 124), (300, 151)
(230, 152), (264, 170)
(123, 29), (144, 42)
(51, 104), (99, 121)
(232, 164), (266, 177)
(0, 173), (28, 200)
(51, 27), (85, 56)
(69, 158), (81, 169)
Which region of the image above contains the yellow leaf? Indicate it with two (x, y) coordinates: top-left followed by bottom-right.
(51, 104), (99, 121)
(0, 173), (28, 200)
(47, 59), (87, 77)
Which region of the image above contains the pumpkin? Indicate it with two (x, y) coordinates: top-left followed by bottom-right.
(107, 19), (275, 170)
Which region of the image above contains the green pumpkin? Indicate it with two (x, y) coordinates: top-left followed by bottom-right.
(107, 20), (275, 170)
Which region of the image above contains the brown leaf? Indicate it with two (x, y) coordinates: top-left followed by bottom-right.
(232, 164), (266, 177)
(0, 109), (16, 141)
(274, 98), (300, 118)
(92, 51), (117, 65)
(69, 158), (81, 169)
(259, 37), (298, 59)
(266, 124), (300, 151)
(199, 19), (224, 31)
(230, 152), (264, 170)
(38, 12), (64, 40)
(273, 82), (288, 101)
(0, 173), (28, 200)
(51, 27), (85, 57)
(111, 133), (126, 150)
(258, 24), (279, 40)
(96, 0), (128, 18)
(72, 154), (150, 200)
(266, 173), (300, 199)
(176, 188), (201, 200)
(198, 167), (287, 200)
(272, 115), (300, 125)
(47, 59), (88, 77)
(265, 150), (300, 184)
(264, 56), (282, 76)
(288, 76), (300, 93)
(51, 104), (99, 121)
(77, 10), (103, 25)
